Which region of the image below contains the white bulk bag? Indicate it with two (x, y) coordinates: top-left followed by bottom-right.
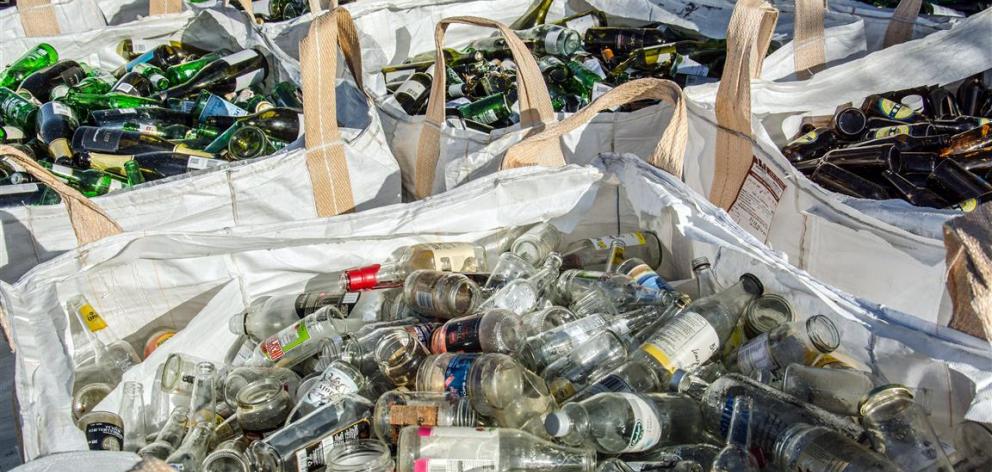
(4, 154), (990, 465)
(0, 0), (189, 42)
(680, 7), (992, 325)
(0, 8), (401, 282)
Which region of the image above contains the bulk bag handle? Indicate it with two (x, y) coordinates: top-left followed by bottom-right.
(19, 0), (185, 36)
(793, 0), (827, 77)
(501, 78), (689, 178)
(413, 16), (563, 199)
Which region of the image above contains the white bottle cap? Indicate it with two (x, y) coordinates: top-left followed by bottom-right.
(544, 411), (572, 437)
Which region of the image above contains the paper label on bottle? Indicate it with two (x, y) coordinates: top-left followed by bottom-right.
(591, 82), (613, 101)
(878, 98), (916, 121)
(51, 163), (74, 178)
(727, 156), (786, 240)
(587, 232), (648, 250)
(544, 29), (565, 56)
(397, 80), (427, 100)
(223, 49), (259, 66)
(582, 57), (608, 79)
(435, 315), (483, 353)
(3, 125), (25, 141)
(107, 179), (125, 191)
(263, 320), (311, 361)
(303, 368), (360, 407)
(294, 291), (343, 318)
(566, 15), (599, 36)
(0, 183), (39, 195)
(81, 128), (124, 153)
(641, 311), (719, 373)
(50, 101), (74, 118)
(442, 354), (479, 397)
(423, 243), (480, 272)
(130, 38), (160, 54)
(115, 82), (137, 95)
(198, 95), (249, 122)
(585, 373), (636, 397)
(84, 421), (123, 451)
(414, 459), (498, 472)
(870, 125), (909, 139)
(186, 156), (225, 171)
(447, 84), (466, 98)
(234, 69), (265, 92)
(294, 418), (371, 472)
(475, 108), (500, 125)
(406, 323), (439, 346)
(735, 333), (775, 375)
(620, 393), (663, 452)
(414, 427), (500, 472)
(676, 56), (709, 77)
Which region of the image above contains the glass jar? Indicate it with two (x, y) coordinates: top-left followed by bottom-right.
(404, 270), (481, 319)
(326, 439), (395, 472)
(236, 378), (292, 433)
(859, 385), (954, 472)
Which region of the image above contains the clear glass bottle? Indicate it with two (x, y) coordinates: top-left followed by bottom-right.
(77, 410), (124, 451)
(859, 385), (954, 472)
(635, 274), (763, 381)
(326, 439), (395, 472)
(554, 270), (680, 308)
(373, 390), (479, 446)
(166, 421), (214, 472)
(160, 352), (210, 396)
(484, 251), (538, 293)
(721, 293), (794, 364)
(222, 366), (301, 408)
(727, 314), (840, 377)
(482, 253), (562, 315)
(246, 308), (352, 368)
(189, 361), (218, 425)
(570, 358), (662, 402)
(416, 353), (555, 431)
(711, 397), (758, 472)
(430, 309), (522, 354)
(119, 381), (147, 452)
(675, 256), (722, 301)
(247, 395), (375, 472)
(232, 290), (357, 342)
(202, 437), (252, 472)
(773, 423), (901, 472)
(290, 360), (367, 422)
(781, 364), (876, 416)
(396, 426), (596, 472)
(236, 378), (292, 434)
(137, 405), (189, 459)
(617, 257), (672, 291)
(674, 372), (867, 457)
(511, 223), (562, 265)
(560, 231), (662, 271)
(403, 270), (481, 319)
(520, 306), (578, 337)
(545, 392), (703, 454)
(953, 421), (992, 472)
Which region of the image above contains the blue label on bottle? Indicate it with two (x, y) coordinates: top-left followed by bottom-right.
(126, 50), (156, 72)
(443, 354), (480, 397)
(198, 94), (248, 123)
(585, 373), (635, 397)
(638, 274), (673, 292)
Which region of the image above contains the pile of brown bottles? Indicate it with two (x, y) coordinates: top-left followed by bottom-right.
(782, 73), (992, 210)
(0, 40), (303, 205)
(65, 223), (992, 471)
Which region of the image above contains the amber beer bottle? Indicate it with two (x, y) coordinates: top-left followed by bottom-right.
(822, 144), (897, 172)
(781, 128), (838, 162)
(810, 162), (890, 200)
(929, 159), (992, 202)
(830, 107), (868, 141)
(860, 95), (926, 123)
(882, 171), (948, 209)
(939, 123), (992, 157)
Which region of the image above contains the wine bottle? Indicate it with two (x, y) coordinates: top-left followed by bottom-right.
(35, 101), (79, 161)
(132, 63), (171, 91)
(64, 92), (159, 111)
(164, 52), (222, 85)
(508, 0), (554, 30)
(111, 72), (153, 98)
(0, 43), (59, 89)
(72, 126), (213, 157)
(156, 49), (269, 101)
(0, 86), (40, 132)
(202, 107), (301, 142)
(227, 126), (284, 160)
(91, 107), (195, 128)
(41, 161), (130, 197)
(17, 60), (86, 103)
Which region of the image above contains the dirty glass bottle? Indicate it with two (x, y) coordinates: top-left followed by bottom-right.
(373, 390), (479, 446)
(780, 364), (877, 416)
(137, 406), (189, 459)
(165, 421), (214, 471)
(773, 423), (901, 472)
(726, 314), (841, 377)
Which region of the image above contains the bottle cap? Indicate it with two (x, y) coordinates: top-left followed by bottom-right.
(739, 273), (764, 296)
(544, 411), (571, 437)
(346, 264), (381, 291)
(228, 312), (247, 335)
(691, 257), (710, 271)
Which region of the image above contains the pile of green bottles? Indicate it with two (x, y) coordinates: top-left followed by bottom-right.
(0, 40), (304, 206)
(858, 0), (990, 16)
(382, 0), (770, 132)
(782, 73), (992, 210)
(261, 0), (355, 22)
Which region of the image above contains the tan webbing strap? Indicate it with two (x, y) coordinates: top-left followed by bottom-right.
(0, 145), (123, 244)
(308, 0), (338, 17)
(236, 0), (260, 24)
(413, 16), (559, 199)
(709, 0), (779, 211)
(793, 0), (826, 78)
(299, 8), (360, 217)
(149, 0), (184, 16)
(503, 78), (688, 177)
(883, 0), (922, 48)
(18, 0), (60, 37)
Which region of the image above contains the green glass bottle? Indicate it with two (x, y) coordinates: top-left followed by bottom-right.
(125, 43), (201, 73)
(0, 43), (59, 89)
(156, 49), (268, 101)
(123, 159), (145, 186)
(566, 60), (603, 90)
(67, 71), (118, 96)
(516, 24), (582, 57)
(0, 87), (40, 132)
(64, 92), (159, 111)
(132, 63), (171, 91)
(538, 56), (572, 84)
(609, 43), (678, 78)
(457, 93), (512, 126)
(227, 126), (284, 160)
(164, 52), (221, 86)
(42, 161), (130, 197)
(509, 0), (555, 30)
(270, 81), (303, 110)
(0, 126), (5, 143)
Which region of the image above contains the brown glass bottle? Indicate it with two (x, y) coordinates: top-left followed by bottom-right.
(887, 152), (938, 174)
(781, 128), (837, 162)
(927, 87), (960, 119)
(929, 158), (992, 202)
(853, 133), (951, 152)
(939, 123), (992, 157)
(957, 75), (987, 117)
(831, 106), (867, 141)
(822, 144), (897, 171)
(882, 171), (948, 208)
(811, 162), (890, 200)
(861, 95), (925, 123)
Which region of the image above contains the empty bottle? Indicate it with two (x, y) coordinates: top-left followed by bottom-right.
(202, 437), (252, 472)
(712, 396), (758, 472)
(403, 270), (481, 319)
(511, 223), (562, 265)
(35, 101), (79, 160)
(189, 361), (218, 425)
(781, 364), (876, 416)
(77, 410), (125, 451)
(137, 406), (189, 459)
(520, 305), (578, 337)
(245, 307), (352, 367)
(325, 439), (395, 472)
(482, 253), (562, 315)
(773, 423), (901, 472)
(545, 392), (703, 453)
(0, 43), (58, 89)
(166, 421), (214, 472)
(561, 231), (662, 271)
(290, 360), (366, 422)
(430, 309), (522, 354)
(222, 366), (301, 408)
(396, 426), (596, 472)
(727, 314), (840, 377)
(570, 358), (663, 402)
(859, 385), (954, 472)
(373, 390), (479, 446)
(554, 270), (680, 308)
(119, 381), (148, 452)
(954, 421), (992, 472)
(236, 378), (292, 434)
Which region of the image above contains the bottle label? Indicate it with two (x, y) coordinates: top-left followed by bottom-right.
(735, 333), (775, 375)
(475, 108), (500, 125)
(442, 354), (479, 397)
(263, 321), (312, 361)
(198, 94), (249, 122)
(107, 179), (125, 191)
(591, 82), (613, 101)
(234, 69), (265, 91)
(303, 367), (360, 407)
(544, 29), (565, 56)
(50, 101), (75, 118)
(406, 323), (439, 346)
(186, 156), (226, 171)
(587, 232), (648, 251)
(414, 427), (500, 471)
(80, 128), (124, 153)
(870, 125), (909, 139)
(50, 163), (74, 178)
(581, 57), (608, 79)
(620, 393), (663, 452)
(294, 291), (343, 318)
(0, 183), (39, 195)
(414, 459), (497, 472)
(114, 82), (137, 95)
(788, 129), (818, 146)
(129, 38), (160, 54)
(223, 49), (259, 66)
(84, 421), (124, 451)
(386, 404), (441, 442)
(396, 80), (427, 100)
(434, 315), (483, 353)
(585, 373), (636, 397)
(676, 56), (709, 77)
(641, 311), (719, 373)
(877, 97), (915, 121)
(294, 418), (371, 472)
(447, 84), (465, 98)
(77, 302), (108, 332)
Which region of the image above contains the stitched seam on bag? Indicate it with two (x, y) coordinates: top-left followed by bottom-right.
(225, 168), (240, 226)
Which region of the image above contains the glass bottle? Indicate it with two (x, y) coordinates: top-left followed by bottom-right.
(484, 251), (538, 293)
(403, 270), (481, 319)
(42, 161), (129, 197)
(570, 359), (663, 402)
(236, 378), (292, 434)
(482, 254), (562, 315)
(940, 123), (992, 157)
(831, 106), (868, 140)
(617, 257), (671, 291)
(810, 162), (891, 200)
(561, 231), (662, 270)
(781, 127), (838, 163)
(224, 368), (300, 411)
(246, 395), (375, 472)
(930, 158), (992, 202)
(398, 426), (594, 472)
(430, 309), (522, 354)
(111, 71), (153, 97)
(125, 43), (199, 73)
(166, 52), (222, 85)
(232, 293), (363, 342)
(0, 43), (58, 89)
(773, 423), (901, 472)
(0, 86), (39, 131)
(205, 107), (301, 142)
(189, 361), (218, 425)
(132, 63), (171, 91)
(780, 364), (876, 416)
(883, 171), (950, 208)
(166, 421), (214, 471)
(64, 92), (160, 111)
(157, 48), (268, 100)
(227, 125), (281, 160)
(520, 306), (578, 337)
(416, 353), (555, 430)
(636, 274), (762, 380)
(345, 242), (492, 294)
(290, 360), (367, 422)
(511, 223), (562, 265)
(77, 410), (125, 451)
(508, 0), (554, 29)
(721, 293), (794, 364)
(326, 439), (395, 472)
(554, 270), (680, 308)
(712, 396), (758, 472)
(726, 314), (840, 377)
(17, 60), (85, 102)
(137, 405), (189, 459)
(71, 126), (211, 158)
(35, 101), (78, 160)
(202, 437), (252, 472)
(674, 372), (867, 457)
(245, 307), (352, 367)
(545, 392), (703, 453)
(91, 106), (194, 128)
(373, 390), (479, 446)
(394, 70), (432, 115)
(457, 93), (513, 126)
(119, 381), (147, 452)
(859, 385), (954, 472)
(861, 95), (926, 123)
(954, 421), (992, 472)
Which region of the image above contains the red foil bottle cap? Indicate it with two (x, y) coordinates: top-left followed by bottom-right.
(346, 264), (381, 290)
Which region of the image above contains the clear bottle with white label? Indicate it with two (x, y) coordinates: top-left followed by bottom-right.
(431, 309), (522, 354)
(290, 360), (367, 423)
(560, 231), (662, 271)
(231, 297), (356, 344)
(373, 390), (480, 446)
(780, 364), (877, 416)
(511, 223), (562, 265)
(245, 307), (350, 368)
(773, 423), (901, 472)
(544, 392), (703, 454)
(397, 426), (596, 472)
(726, 314), (840, 377)
(634, 274), (763, 382)
(859, 385), (954, 472)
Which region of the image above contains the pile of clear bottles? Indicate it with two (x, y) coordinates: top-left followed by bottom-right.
(66, 222), (989, 471)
